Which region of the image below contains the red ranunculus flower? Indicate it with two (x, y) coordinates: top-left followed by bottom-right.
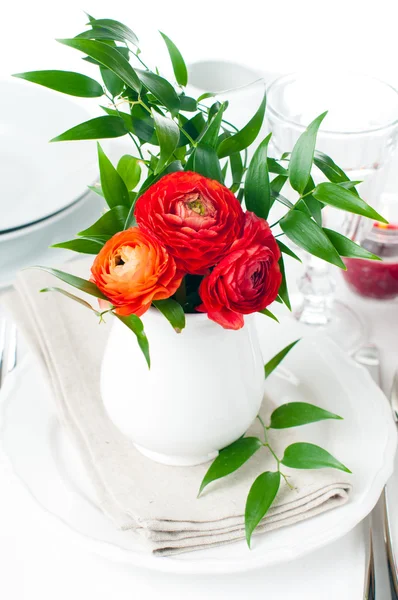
(197, 212), (282, 330)
(134, 171), (245, 274)
(91, 228), (183, 317)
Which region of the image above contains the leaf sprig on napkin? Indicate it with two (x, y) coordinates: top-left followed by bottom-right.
(198, 340), (351, 547)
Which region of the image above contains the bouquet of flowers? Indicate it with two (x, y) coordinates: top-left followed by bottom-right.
(15, 15), (384, 547)
(15, 15), (384, 367)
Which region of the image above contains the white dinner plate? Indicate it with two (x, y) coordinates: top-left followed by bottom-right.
(0, 78), (99, 232)
(0, 188), (106, 289)
(0, 323), (396, 575)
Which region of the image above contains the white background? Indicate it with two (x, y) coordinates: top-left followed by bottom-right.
(1, 1), (398, 598)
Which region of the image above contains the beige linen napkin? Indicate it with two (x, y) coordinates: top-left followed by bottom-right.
(2, 260), (352, 555)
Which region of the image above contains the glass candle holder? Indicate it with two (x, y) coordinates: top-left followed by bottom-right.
(343, 194), (398, 300)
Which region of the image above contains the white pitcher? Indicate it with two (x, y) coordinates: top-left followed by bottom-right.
(101, 309), (264, 466)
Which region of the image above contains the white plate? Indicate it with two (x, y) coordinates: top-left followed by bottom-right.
(0, 189), (106, 289)
(0, 326), (396, 575)
(0, 78), (99, 232)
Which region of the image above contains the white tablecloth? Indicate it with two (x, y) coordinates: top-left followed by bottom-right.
(2, 260), (396, 599)
(1, 1), (398, 596)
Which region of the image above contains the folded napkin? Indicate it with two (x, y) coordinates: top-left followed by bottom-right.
(2, 260), (352, 556)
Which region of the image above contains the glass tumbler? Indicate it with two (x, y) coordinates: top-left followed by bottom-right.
(267, 72), (398, 352)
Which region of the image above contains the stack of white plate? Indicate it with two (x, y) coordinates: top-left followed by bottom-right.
(0, 79), (106, 288)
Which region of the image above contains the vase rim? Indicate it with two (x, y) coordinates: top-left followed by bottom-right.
(144, 306), (253, 329)
(147, 306), (211, 326)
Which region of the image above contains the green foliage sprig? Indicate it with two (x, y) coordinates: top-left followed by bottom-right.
(198, 340), (351, 547)
(14, 14), (385, 365)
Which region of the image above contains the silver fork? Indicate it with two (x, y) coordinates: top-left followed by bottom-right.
(356, 344), (392, 600)
(0, 320), (17, 387)
(384, 370), (398, 599)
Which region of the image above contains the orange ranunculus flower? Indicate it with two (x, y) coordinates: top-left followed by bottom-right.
(91, 228), (183, 317)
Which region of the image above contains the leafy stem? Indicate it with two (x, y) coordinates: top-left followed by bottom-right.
(132, 51), (150, 70)
(105, 93), (145, 160)
(257, 416), (294, 490)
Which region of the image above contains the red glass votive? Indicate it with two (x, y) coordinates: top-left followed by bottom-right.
(343, 257), (398, 299)
(343, 223), (398, 300)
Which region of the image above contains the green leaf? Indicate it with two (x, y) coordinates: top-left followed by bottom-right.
(281, 442), (351, 473)
(178, 112), (206, 146)
(79, 206), (129, 238)
(40, 287), (101, 314)
(101, 105), (134, 130)
(230, 152), (243, 193)
(280, 210), (346, 269)
(160, 31), (188, 87)
(97, 143), (130, 209)
(313, 151), (358, 194)
(103, 105), (159, 145)
(302, 194), (322, 227)
(100, 67), (124, 97)
(117, 155), (141, 190)
(295, 198), (313, 219)
(277, 240), (301, 262)
(193, 145), (223, 182)
(50, 115), (127, 142)
(278, 254), (291, 310)
(269, 402), (343, 429)
(116, 314), (150, 369)
(137, 69), (180, 116)
(75, 27), (126, 43)
(270, 174), (288, 197)
(245, 471), (280, 547)
(87, 18), (139, 47)
(151, 109), (180, 174)
(264, 339), (300, 379)
(88, 184), (104, 198)
(198, 437), (263, 495)
(179, 95), (197, 112)
(258, 308), (279, 323)
(217, 93), (267, 158)
(85, 12), (96, 23)
(197, 91), (216, 102)
(221, 161), (228, 182)
(208, 101), (222, 120)
(198, 104), (225, 149)
(274, 192), (294, 210)
(13, 70), (103, 98)
(289, 112), (327, 194)
(313, 182), (388, 223)
(338, 181), (362, 191)
(244, 133), (272, 220)
(153, 298), (186, 332)
(267, 158), (288, 175)
(52, 238), (103, 254)
(323, 228), (381, 260)
(270, 178), (288, 211)
(57, 38), (141, 93)
(33, 267), (108, 300)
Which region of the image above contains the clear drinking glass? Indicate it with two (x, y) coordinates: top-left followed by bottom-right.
(267, 72), (398, 353)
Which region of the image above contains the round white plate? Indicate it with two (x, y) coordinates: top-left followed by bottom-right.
(0, 78), (99, 232)
(0, 189), (106, 290)
(0, 328), (396, 574)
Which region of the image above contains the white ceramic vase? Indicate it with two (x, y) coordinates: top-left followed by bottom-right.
(100, 309), (265, 466)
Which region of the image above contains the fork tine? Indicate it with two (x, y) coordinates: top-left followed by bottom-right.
(364, 524), (376, 599)
(6, 324), (17, 374)
(0, 319), (6, 385)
